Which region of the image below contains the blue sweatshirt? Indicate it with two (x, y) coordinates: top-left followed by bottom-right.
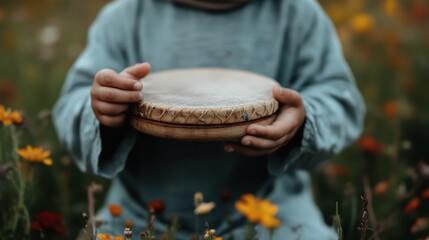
(53, 0), (365, 239)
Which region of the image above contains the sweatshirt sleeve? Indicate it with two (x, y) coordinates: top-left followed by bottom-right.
(267, 0), (366, 175)
(52, 1), (137, 178)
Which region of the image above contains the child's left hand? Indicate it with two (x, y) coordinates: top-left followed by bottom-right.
(224, 86), (306, 157)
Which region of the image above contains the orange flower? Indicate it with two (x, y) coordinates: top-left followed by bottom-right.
(16, 145), (53, 166)
(374, 181), (389, 196)
(235, 194), (281, 229)
(358, 136), (385, 155)
(114, 237), (124, 240)
(108, 204), (122, 217)
(124, 219), (134, 228)
(350, 13), (375, 34)
(383, 100), (399, 119)
(324, 164), (349, 178)
(97, 233), (112, 240)
(421, 188), (429, 199)
(214, 238), (223, 240)
(404, 198), (421, 213)
(0, 105), (23, 126)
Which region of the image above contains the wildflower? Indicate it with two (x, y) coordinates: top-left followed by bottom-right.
(16, 145), (53, 166)
(384, 0), (397, 16)
(114, 237), (124, 240)
(358, 136), (385, 155)
(410, 1), (429, 24)
(97, 233), (113, 240)
(404, 198), (421, 213)
(30, 211), (66, 235)
(109, 204), (122, 217)
(410, 217), (428, 233)
(374, 181), (389, 196)
(195, 202), (216, 215)
(0, 105), (23, 126)
(350, 13), (375, 34)
(235, 194), (281, 229)
(194, 192), (204, 206)
(383, 100), (399, 119)
(421, 188), (429, 199)
(124, 219), (135, 228)
(148, 199), (165, 215)
(204, 229), (216, 239)
(124, 227), (132, 238)
(324, 164), (349, 178)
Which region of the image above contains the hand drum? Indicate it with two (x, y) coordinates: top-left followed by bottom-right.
(130, 68), (279, 141)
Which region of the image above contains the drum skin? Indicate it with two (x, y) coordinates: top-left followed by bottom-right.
(130, 68), (279, 141)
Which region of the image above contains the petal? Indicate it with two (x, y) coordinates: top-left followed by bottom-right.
(43, 158), (53, 166)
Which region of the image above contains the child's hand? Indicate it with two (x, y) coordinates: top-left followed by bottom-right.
(91, 63), (151, 127)
(224, 86), (305, 157)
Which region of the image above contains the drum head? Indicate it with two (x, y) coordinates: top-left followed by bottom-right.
(130, 68), (279, 141)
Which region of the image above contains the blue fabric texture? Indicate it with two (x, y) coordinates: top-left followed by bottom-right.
(52, 0), (365, 239)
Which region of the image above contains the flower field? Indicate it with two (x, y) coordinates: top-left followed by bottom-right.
(1, 0), (429, 239)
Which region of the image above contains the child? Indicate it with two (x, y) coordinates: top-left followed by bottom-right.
(53, 0), (365, 239)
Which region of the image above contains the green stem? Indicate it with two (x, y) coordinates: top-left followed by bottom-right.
(268, 228), (274, 240)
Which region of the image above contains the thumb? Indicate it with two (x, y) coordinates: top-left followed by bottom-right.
(121, 62), (151, 80)
(272, 85), (301, 106)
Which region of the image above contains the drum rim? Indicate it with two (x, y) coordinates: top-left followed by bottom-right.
(129, 114), (277, 141)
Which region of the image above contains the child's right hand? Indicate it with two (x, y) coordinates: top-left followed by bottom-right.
(91, 63), (151, 127)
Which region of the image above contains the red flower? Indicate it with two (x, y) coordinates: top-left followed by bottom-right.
(30, 211), (66, 235)
(358, 136), (386, 155)
(148, 200), (165, 215)
(404, 198), (421, 213)
(421, 188), (429, 199)
(324, 164), (349, 178)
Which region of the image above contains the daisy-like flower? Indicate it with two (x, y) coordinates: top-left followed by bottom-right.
(235, 194), (281, 229)
(0, 105), (23, 126)
(16, 145), (53, 166)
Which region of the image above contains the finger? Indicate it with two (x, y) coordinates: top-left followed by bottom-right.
(273, 86), (302, 106)
(95, 86), (142, 103)
(121, 62), (151, 80)
(240, 134), (289, 149)
(97, 114), (126, 127)
(92, 101), (129, 116)
(246, 123), (287, 140)
(96, 69), (143, 91)
(224, 143), (275, 157)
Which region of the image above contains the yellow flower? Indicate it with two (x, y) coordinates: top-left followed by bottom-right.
(384, 0), (397, 16)
(16, 145), (53, 166)
(350, 13), (375, 34)
(97, 233), (113, 240)
(235, 194), (281, 229)
(108, 204), (122, 217)
(0, 105), (23, 126)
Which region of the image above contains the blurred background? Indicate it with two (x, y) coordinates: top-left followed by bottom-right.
(0, 0), (429, 239)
